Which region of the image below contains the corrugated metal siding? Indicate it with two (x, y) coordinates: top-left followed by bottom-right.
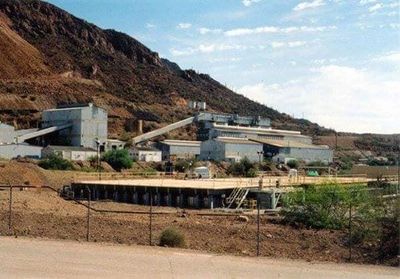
(274, 147), (333, 163)
(224, 142), (262, 162)
(200, 140), (262, 162)
(0, 144), (42, 159)
(0, 124), (16, 144)
(42, 105), (107, 149)
(200, 140), (225, 161)
(169, 145), (200, 159)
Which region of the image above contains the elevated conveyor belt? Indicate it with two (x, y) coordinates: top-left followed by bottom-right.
(16, 123), (72, 143)
(133, 113), (204, 144)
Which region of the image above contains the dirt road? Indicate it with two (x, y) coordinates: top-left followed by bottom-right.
(0, 237), (398, 279)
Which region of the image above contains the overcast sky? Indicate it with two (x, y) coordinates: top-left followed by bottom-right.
(46, 0), (399, 134)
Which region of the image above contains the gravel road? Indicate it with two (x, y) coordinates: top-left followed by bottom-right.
(0, 237), (398, 279)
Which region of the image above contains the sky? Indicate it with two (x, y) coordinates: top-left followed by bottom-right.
(45, 0), (400, 134)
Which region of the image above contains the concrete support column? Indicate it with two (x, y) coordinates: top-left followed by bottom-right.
(143, 193), (149, 205)
(194, 195), (199, 209)
(209, 194), (214, 209)
(123, 190), (128, 202)
(270, 189), (276, 210)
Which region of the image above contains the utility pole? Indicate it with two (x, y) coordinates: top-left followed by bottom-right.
(257, 151), (264, 165)
(9, 183), (12, 232)
(397, 142), (399, 195)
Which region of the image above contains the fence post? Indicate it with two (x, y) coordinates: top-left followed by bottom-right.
(86, 187), (91, 242)
(256, 192), (260, 256)
(149, 189), (153, 246)
(8, 184), (12, 233)
(349, 196), (352, 262)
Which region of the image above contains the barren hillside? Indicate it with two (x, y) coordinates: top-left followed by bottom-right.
(0, 0), (397, 157)
(0, 0), (329, 136)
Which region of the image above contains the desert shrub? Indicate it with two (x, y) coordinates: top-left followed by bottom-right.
(38, 154), (73, 170)
(246, 167), (258, 177)
(287, 160), (299, 169)
(281, 184), (370, 230)
(174, 160), (191, 173)
(101, 149), (132, 171)
(159, 228), (186, 248)
(228, 157), (258, 177)
(281, 183), (399, 263)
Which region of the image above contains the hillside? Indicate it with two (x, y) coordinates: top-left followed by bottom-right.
(0, 0), (329, 135)
(0, 0), (397, 160)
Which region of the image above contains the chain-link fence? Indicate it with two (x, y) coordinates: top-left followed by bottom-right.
(0, 183), (398, 266)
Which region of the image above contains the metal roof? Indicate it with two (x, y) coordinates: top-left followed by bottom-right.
(160, 140), (201, 147)
(214, 137), (262, 145)
(211, 123), (303, 136)
(133, 146), (161, 152)
(249, 138), (330, 149)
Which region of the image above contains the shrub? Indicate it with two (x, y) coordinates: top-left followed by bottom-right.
(174, 160), (191, 173)
(38, 154), (74, 170)
(287, 160), (299, 169)
(227, 157), (258, 177)
(246, 167), (258, 177)
(101, 149), (132, 171)
(281, 184), (369, 229)
(159, 228), (186, 248)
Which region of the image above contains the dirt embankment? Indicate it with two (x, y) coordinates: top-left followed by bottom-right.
(0, 189), (393, 266)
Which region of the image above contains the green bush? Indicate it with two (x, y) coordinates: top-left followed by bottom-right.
(246, 168), (258, 177)
(101, 149), (132, 171)
(287, 160), (299, 169)
(159, 228), (186, 248)
(228, 157), (258, 177)
(38, 154), (74, 170)
(174, 159), (193, 173)
(281, 184), (370, 229)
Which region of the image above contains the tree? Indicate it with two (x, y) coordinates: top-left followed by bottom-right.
(38, 154), (73, 170)
(227, 157), (258, 177)
(102, 149), (132, 171)
(287, 160), (299, 169)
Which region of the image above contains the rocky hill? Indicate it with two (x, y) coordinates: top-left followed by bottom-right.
(0, 0), (329, 135)
(0, 0), (397, 160)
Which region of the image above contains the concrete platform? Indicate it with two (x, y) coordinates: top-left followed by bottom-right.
(74, 175), (369, 190)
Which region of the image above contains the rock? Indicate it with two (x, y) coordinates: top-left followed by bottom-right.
(266, 233), (273, 239)
(237, 215), (249, 222)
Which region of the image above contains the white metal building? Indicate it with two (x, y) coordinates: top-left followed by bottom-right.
(250, 138), (333, 164)
(129, 147), (162, 162)
(42, 146), (97, 161)
(156, 140), (201, 161)
(42, 103), (107, 150)
(200, 137), (263, 163)
(0, 144), (43, 159)
(106, 139), (126, 151)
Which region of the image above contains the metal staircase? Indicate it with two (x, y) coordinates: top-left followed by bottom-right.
(226, 187), (249, 209)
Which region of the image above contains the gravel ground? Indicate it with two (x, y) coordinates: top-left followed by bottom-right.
(0, 189), (393, 266)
